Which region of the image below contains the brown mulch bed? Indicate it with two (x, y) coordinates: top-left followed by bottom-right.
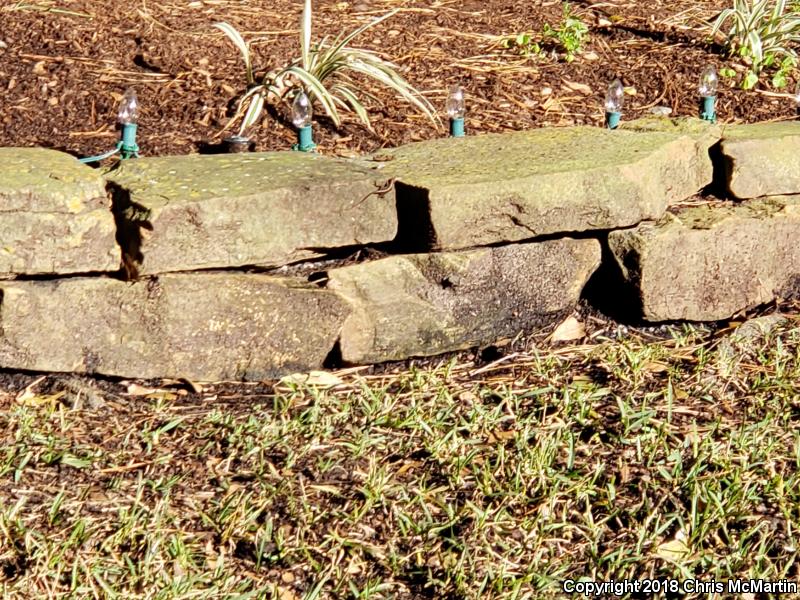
(1, 0), (798, 162)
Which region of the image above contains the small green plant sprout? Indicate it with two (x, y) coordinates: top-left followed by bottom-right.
(501, 32), (542, 58)
(214, 0), (439, 137)
(501, 2), (589, 62)
(711, 0), (800, 89)
(543, 2), (589, 62)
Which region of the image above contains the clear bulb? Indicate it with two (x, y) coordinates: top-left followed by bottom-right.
(699, 65), (718, 97)
(446, 85), (465, 119)
(604, 78), (624, 113)
(292, 91), (312, 128)
(794, 83), (800, 106)
(117, 88), (138, 125)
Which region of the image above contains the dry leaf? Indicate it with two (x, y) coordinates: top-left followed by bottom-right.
(550, 316), (585, 342)
(17, 390), (65, 407)
(655, 528), (691, 562)
(642, 361), (669, 374)
(281, 571), (295, 584)
(278, 370), (343, 388)
(126, 383), (162, 396)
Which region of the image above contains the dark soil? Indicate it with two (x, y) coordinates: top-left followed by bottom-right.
(1, 0), (798, 161)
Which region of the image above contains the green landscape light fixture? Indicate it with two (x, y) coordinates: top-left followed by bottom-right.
(79, 88), (140, 163)
(446, 84), (465, 137)
(699, 64), (718, 123)
(604, 78), (623, 129)
(291, 91), (316, 152)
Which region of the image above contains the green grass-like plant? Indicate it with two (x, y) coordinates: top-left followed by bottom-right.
(215, 0), (438, 137)
(711, 0), (800, 89)
(5, 320), (800, 597)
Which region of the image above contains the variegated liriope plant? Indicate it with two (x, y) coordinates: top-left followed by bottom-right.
(214, 0), (440, 137)
(711, 0), (800, 89)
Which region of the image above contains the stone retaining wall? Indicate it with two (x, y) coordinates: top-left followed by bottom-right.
(2, 117), (800, 381)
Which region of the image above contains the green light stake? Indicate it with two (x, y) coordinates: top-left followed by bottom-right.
(446, 84), (465, 137)
(604, 78), (623, 130)
(291, 91), (316, 152)
(450, 117), (465, 137)
(699, 65), (718, 123)
(119, 123), (139, 159)
(78, 87), (140, 163)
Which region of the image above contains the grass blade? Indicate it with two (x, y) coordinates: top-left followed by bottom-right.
(214, 22), (253, 86)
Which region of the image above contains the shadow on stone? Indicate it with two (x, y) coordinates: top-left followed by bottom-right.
(107, 181), (153, 281)
(196, 141), (231, 154)
(581, 234), (644, 324)
(703, 140), (732, 198)
(392, 182), (438, 253)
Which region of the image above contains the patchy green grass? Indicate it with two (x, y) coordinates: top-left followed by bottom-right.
(2, 317), (800, 599)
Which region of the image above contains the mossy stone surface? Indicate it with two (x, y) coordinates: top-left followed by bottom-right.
(608, 197), (800, 322)
(104, 152), (397, 275)
(365, 126), (715, 249)
(719, 122), (800, 199)
(0, 148), (119, 276)
(0, 147), (106, 211)
(619, 115), (722, 136)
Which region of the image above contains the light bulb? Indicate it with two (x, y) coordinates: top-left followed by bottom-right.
(446, 85), (465, 120)
(699, 65), (718, 97)
(794, 83), (800, 107)
(292, 91), (312, 129)
(604, 78), (624, 113)
(117, 88), (138, 125)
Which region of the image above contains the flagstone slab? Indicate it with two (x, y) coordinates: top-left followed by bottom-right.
(0, 148), (119, 276)
(367, 123), (717, 250)
(718, 122), (800, 199)
(104, 152), (397, 276)
(608, 197), (800, 322)
(0, 273), (348, 381)
(327, 238), (600, 364)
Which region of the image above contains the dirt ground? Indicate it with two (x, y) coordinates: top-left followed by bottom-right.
(1, 0), (798, 161)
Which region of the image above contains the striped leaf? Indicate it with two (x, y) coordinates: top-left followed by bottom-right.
(213, 22), (253, 86)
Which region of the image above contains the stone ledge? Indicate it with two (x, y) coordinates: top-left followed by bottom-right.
(0, 273), (348, 381)
(0, 148), (119, 276)
(719, 122), (800, 199)
(327, 238), (600, 364)
(367, 122), (717, 250)
(608, 197), (800, 322)
(104, 152), (398, 276)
